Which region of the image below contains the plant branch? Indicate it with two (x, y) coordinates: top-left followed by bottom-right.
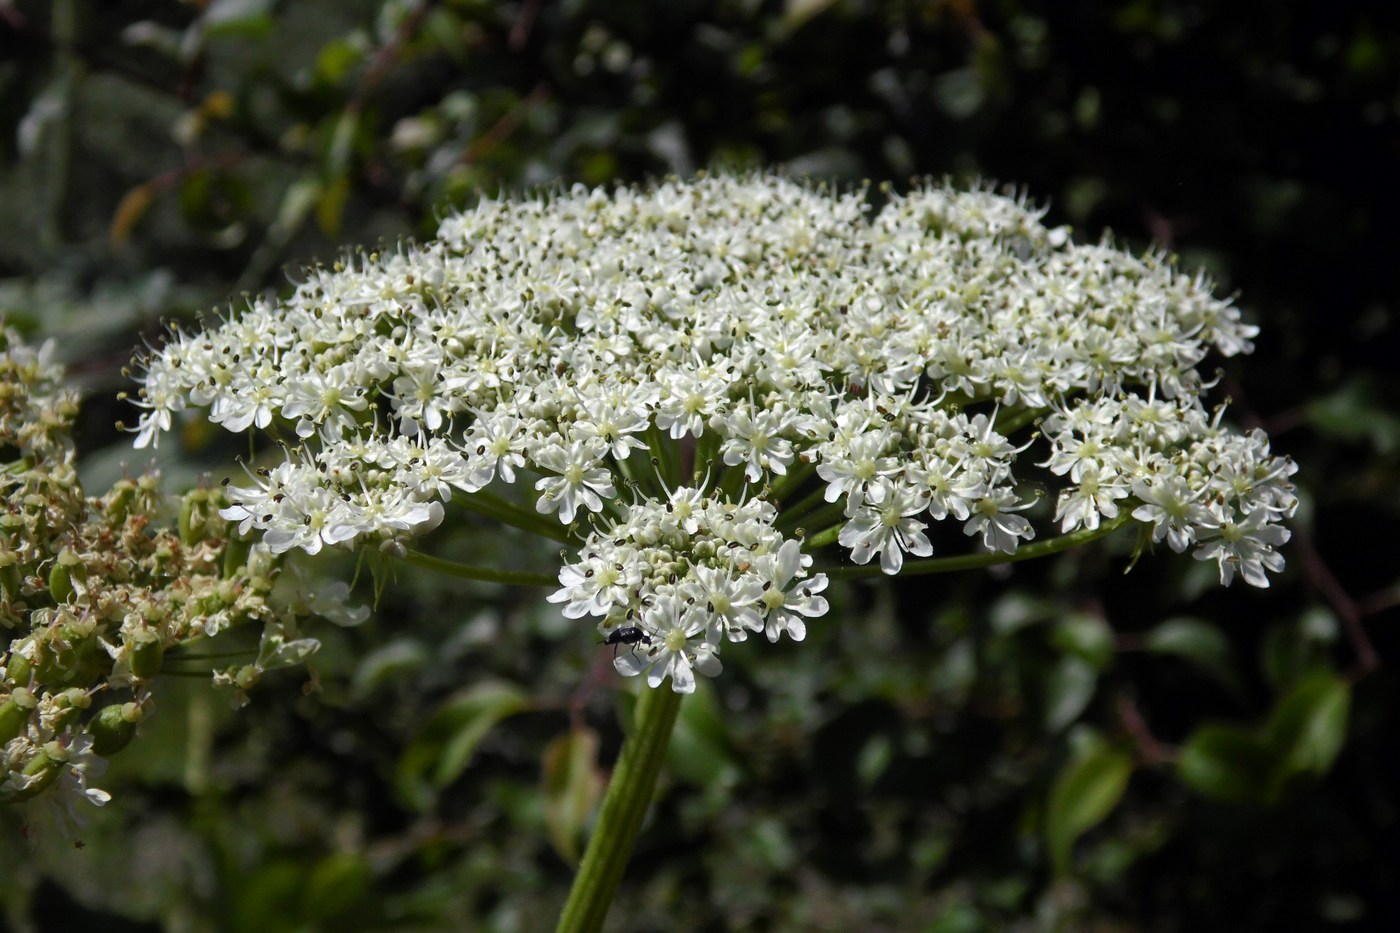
(556, 686), (683, 933)
(822, 513), (1133, 580)
(401, 549), (556, 587)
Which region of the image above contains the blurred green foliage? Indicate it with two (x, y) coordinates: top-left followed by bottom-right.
(2, 0), (1398, 930)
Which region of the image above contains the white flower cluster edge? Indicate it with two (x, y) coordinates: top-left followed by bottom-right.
(129, 172), (1297, 692)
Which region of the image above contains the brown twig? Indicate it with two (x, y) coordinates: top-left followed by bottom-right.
(1291, 525), (1381, 679)
(1116, 693), (1171, 767)
(348, 0), (438, 114)
(459, 83), (550, 166)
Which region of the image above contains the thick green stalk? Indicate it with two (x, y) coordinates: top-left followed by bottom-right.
(556, 685), (684, 933)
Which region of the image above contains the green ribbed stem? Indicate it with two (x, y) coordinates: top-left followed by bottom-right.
(402, 548), (556, 587)
(822, 512), (1134, 579)
(556, 685), (684, 933)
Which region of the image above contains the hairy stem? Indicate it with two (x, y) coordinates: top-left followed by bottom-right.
(556, 685), (684, 933)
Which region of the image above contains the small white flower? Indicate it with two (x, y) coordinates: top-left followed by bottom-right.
(963, 489), (1036, 554)
(689, 564), (766, 641)
(839, 484), (934, 574)
(1131, 474), (1212, 552)
(1192, 505), (1290, 587)
(757, 539), (829, 642)
(533, 439), (617, 524)
(817, 427), (901, 508)
(549, 545), (642, 619)
(719, 404), (796, 483)
(1054, 461), (1131, 532)
(613, 595), (722, 693)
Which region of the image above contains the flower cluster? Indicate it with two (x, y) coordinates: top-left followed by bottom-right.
(127, 172), (1296, 692)
(1, 326), (332, 823)
(549, 487), (827, 690)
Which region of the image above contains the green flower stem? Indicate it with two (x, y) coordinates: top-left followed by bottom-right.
(453, 489), (575, 543)
(821, 512), (1135, 580)
(773, 481), (826, 525)
(717, 462), (749, 501)
(612, 448), (662, 503)
(645, 424), (680, 489)
(765, 459), (818, 506)
(556, 685), (684, 933)
(402, 548), (557, 587)
(805, 521), (845, 550)
(693, 433), (721, 485)
(788, 499), (848, 539)
(995, 405), (1049, 435)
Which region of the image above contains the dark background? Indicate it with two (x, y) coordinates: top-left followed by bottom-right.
(2, 1), (1398, 930)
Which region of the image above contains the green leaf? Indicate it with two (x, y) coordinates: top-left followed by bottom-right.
(200, 0), (275, 38)
(350, 638), (428, 700)
(1144, 617), (1241, 694)
(300, 852), (371, 922)
(1051, 613), (1114, 670)
(665, 679), (740, 788)
(1261, 611), (1338, 690)
(1178, 671), (1350, 806)
(1265, 670), (1351, 778)
(1306, 377), (1400, 454)
(1043, 655), (1099, 732)
(1177, 723), (1277, 804)
(542, 728), (605, 864)
(1045, 730), (1134, 875)
(394, 680), (531, 811)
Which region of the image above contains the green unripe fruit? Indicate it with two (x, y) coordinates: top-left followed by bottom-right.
(0, 549), (21, 600)
(48, 560), (74, 604)
(223, 535), (252, 579)
(14, 751), (60, 800)
(5, 652), (32, 686)
(0, 699), (30, 744)
(130, 638), (164, 679)
(89, 702), (143, 756)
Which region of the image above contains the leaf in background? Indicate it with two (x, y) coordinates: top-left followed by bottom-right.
(300, 852), (371, 923)
(1306, 377), (1400, 455)
(1045, 729), (1134, 876)
(350, 638), (429, 700)
(666, 679), (741, 789)
(542, 728), (604, 864)
(1051, 613), (1115, 670)
(1177, 722), (1277, 804)
(317, 175), (351, 237)
(1145, 617), (1242, 694)
(394, 680), (531, 811)
(1264, 670), (1351, 778)
(1261, 610), (1338, 691)
(200, 0), (276, 38)
(1043, 655), (1099, 733)
(1178, 671), (1351, 806)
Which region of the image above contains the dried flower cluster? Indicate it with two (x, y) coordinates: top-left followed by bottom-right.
(128, 173), (1296, 693)
(1, 326), (325, 820)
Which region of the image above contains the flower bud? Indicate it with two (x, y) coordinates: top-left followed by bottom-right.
(49, 687), (91, 730)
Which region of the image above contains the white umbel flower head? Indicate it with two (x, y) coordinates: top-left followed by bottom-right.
(129, 172), (1295, 690)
